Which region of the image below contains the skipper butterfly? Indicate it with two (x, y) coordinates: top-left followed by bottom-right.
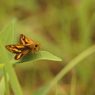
(5, 34), (40, 60)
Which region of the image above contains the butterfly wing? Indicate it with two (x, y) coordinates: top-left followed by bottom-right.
(5, 45), (30, 54)
(5, 45), (31, 60)
(20, 34), (35, 44)
(14, 49), (30, 60)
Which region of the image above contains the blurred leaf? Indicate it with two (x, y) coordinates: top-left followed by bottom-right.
(33, 84), (51, 95)
(55, 83), (58, 95)
(4, 68), (10, 95)
(0, 76), (6, 95)
(0, 72), (9, 95)
(70, 75), (76, 95)
(13, 51), (62, 65)
(0, 19), (15, 60)
(0, 19), (15, 45)
(0, 19), (23, 95)
(0, 64), (5, 69)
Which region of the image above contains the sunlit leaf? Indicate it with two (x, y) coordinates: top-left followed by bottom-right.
(13, 51), (62, 65)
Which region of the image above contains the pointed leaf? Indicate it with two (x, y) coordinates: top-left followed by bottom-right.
(12, 51), (62, 65)
(0, 19), (15, 45)
(0, 19), (16, 60)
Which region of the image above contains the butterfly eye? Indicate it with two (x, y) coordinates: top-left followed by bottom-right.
(35, 44), (38, 47)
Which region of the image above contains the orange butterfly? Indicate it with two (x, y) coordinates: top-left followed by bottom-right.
(5, 34), (40, 60)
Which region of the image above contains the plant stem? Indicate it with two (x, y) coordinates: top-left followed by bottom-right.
(51, 45), (95, 86)
(4, 68), (10, 95)
(0, 39), (23, 95)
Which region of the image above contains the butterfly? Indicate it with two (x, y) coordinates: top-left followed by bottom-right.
(5, 34), (40, 60)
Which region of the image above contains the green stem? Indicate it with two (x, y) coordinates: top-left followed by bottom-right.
(0, 39), (23, 95)
(77, 0), (91, 49)
(3, 68), (10, 95)
(70, 75), (76, 95)
(51, 45), (95, 86)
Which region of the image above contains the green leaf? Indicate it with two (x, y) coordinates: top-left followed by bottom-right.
(33, 84), (51, 95)
(13, 51), (62, 65)
(4, 68), (10, 95)
(0, 19), (15, 45)
(0, 76), (6, 95)
(0, 64), (5, 69)
(40, 51), (62, 61)
(0, 19), (23, 95)
(0, 19), (16, 60)
(0, 72), (9, 95)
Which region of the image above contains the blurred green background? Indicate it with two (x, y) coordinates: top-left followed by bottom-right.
(1, 0), (95, 95)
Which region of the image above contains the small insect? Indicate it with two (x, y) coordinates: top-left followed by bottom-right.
(5, 34), (40, 60)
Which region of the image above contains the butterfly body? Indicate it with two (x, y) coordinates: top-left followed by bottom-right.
(5, 34), (40, 60)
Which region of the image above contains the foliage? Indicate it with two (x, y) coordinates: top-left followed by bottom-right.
(0, 0), (95, 95)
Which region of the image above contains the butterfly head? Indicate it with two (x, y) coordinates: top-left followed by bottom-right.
(33, 42), (40, 52)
